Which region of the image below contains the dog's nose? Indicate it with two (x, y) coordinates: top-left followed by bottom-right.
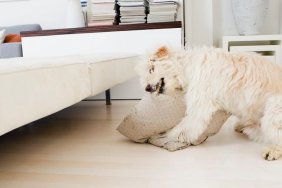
(145, 85), (153, 92)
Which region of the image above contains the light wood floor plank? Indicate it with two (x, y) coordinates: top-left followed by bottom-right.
(0, 101), (282, 188)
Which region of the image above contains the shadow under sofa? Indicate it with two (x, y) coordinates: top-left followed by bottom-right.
(0, 54), (140, 135)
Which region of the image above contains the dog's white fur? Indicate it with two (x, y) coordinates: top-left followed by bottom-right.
(136, 46), (282, 160)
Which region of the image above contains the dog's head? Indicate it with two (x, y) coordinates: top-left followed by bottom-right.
(136, 46), (184, 95)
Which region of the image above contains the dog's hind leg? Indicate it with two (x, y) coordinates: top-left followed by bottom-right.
(260, 96), (282, 161)
(234, 118), (261, 138)
(149, 93), (225, 151)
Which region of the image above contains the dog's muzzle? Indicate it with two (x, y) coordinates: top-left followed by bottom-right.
(145, 78), (165, 94)
(145, 84), (154, 92)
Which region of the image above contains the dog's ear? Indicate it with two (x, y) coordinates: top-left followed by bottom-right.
(153, 46), (169, 60)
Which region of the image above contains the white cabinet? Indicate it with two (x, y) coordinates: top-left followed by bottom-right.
(223, 35), (282, 66)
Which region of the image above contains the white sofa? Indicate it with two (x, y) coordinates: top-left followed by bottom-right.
(0, 54), (140, 135)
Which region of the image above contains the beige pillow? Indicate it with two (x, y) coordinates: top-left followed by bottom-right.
(117, 93), (231, 144)
(0, 29), (5, 44)
(117, 92), (186, 143)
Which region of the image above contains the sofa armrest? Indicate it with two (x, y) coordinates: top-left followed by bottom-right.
(0, 43), (22, 58)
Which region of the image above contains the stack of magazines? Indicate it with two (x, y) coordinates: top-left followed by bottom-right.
(146, 0), (178, 23)
(88, 0), (116, 26)
(115, 0), (148, 25)
(80, 0), (87, 8)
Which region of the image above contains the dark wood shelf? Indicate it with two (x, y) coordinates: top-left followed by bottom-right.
(21, 21), (182, 37)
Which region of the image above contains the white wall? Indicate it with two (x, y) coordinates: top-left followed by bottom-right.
(185, 0), (281, 47)
(0, 0), (84, 29)
(214, 0), (281, 47)
(184, 0), (214, 46)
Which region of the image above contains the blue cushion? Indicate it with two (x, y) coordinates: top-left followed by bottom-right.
(0, 43), (22, 58)
(0, 24), (42, 35)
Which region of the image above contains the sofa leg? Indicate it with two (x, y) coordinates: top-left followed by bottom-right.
(105, 89), (111, 105)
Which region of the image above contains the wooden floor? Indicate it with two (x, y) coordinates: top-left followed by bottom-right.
(0, 101), (282, 188)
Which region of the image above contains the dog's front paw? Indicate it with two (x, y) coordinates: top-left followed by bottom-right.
(262, 146), (282, 161)
(149, 134), (190, 151)
(191, 135), (208, 146)
(149, 134), (169, 148)
(164, 141), (190, 151)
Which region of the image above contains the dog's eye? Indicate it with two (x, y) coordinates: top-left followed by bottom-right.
(148, 59), (155, 74)
(149, 66), (155, 74)
(149, 65), (155, 74)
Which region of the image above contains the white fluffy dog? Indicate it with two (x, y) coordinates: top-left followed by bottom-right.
(137, 46), (282, 161)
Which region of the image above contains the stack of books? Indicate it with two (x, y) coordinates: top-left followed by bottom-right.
(80, 0), (88, 8)
(87, 0), (116, 26)
(115, 0), (147, 25)
(146, 0), (179, 23)
(81, 0), (88, 26)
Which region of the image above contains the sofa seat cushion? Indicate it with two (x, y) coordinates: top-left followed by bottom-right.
(0, 56), (91, 135)
(82, 54), (141, 96)
(0, 54), (140, 135)
(117, 92), (186, 143)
